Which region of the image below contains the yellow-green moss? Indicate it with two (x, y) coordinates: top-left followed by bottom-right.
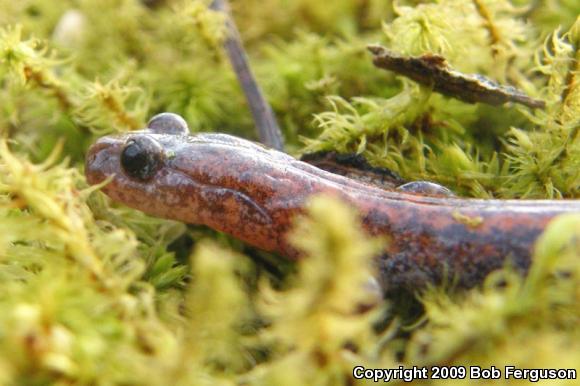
(0, 0), (579, 384)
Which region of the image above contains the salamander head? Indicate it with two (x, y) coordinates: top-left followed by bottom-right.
(85, 113), (197, 219)
(85, 112), (282, 230)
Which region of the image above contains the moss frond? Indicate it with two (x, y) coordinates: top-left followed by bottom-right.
(0, 1), (579, 384)
(252, 196), (392, 384)
(502, 18), (580, 197)
(0, 25), (73, 111)
(74, 77), (147, 133)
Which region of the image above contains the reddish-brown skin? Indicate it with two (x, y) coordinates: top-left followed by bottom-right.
(85, 130), (580, 292)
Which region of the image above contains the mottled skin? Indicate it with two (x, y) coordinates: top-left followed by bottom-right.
(85, 115), (580, 292)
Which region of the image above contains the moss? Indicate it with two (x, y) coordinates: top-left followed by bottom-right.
(0, 0), (579, 384)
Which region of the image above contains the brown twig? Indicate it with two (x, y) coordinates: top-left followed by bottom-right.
(210, 0), (285, 150)
(368, 44), (546, 109)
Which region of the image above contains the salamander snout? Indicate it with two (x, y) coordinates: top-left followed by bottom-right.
(85, 136), (123, 186)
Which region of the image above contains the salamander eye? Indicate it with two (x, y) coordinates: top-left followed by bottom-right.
(120, 136), (164, 181)
(147, 112), (189, 135)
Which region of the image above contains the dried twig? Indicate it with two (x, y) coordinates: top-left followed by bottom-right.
(368, 44), (545, 109)
(210, 0), (285, 150)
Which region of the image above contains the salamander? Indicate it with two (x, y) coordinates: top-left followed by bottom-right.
(85, 113), (580, 292)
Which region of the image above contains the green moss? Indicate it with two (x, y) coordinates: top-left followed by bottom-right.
(0, 0), (579, 384)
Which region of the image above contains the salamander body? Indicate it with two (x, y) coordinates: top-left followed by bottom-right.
(85, 113), (580, 291)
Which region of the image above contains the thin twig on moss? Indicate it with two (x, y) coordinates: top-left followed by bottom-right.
(210, 0), (285, 150)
